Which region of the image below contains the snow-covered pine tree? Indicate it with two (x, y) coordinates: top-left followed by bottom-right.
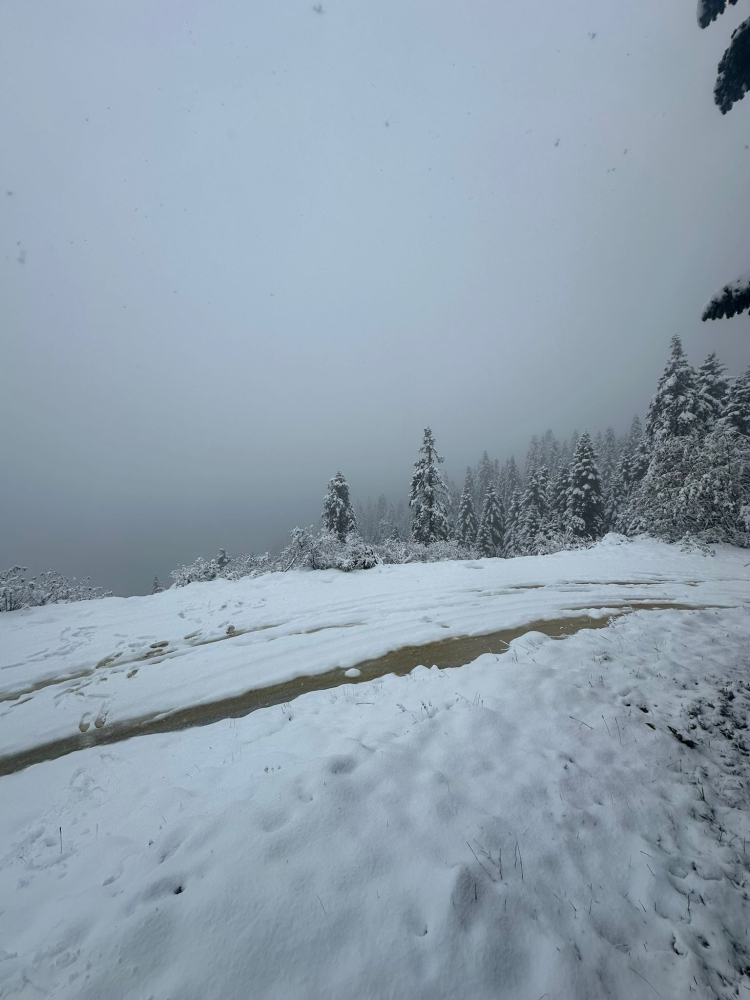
(596, 427), (619, 531)
(370, 494), (388, 543)
(517, 467), (551, 554)
(463, 465), (477, 511)
(476, 451), (494, 511)
(679, 424), (750, 543)
(645, 336), (700, 443)
(445, 475), (462, 539)
(322, 471), (357, 542)
(503, 487), (523, 557)
(600, 427), (619, 485)
(566, 432), (605, 539)
(458, 468), (478, 545)
(501, 457), (521, 507)
(722, 365), (750, 439)
(524, 435), (541, 483)
(541, 430), (561, 477)
(696, 352), (730, 431)
(409, 428), (449, 544)
(216, 548), (230, 570)
(629, 436), (701, 541)
(151, 575), (164, 595)
(627, 415), (643, 455)
(621, 415), (648, 483)
(549, 464), (571, 532)
(476, 485), (504, 557)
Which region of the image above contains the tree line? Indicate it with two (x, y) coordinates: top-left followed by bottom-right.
(329, 340), (749, 562)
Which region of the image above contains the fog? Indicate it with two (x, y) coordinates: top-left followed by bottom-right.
(1, 0), (749, 595)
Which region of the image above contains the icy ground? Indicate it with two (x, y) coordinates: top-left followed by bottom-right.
(1, 538), (750, 999)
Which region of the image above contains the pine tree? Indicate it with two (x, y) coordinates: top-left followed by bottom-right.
(216, 548), (230, 570)
(504, 488), (523, 558)
(445, 475), (462, 539)
(476, 451), (493, 511)
(645, 337), (700, 443)
(600, 428), (619, 485)
(680, 425), (750, 540)
(566, 432), (605, 539)
(517, 468), (551, 553)
(372, 495), (388, 543)
(723, 365), (750, 438)
(501, 457), (521, 507)
(524, 435), (541, 482)
(458, 468), (478, 545)
(627, 415), (643, 454)
(541, 430), (561, 477)
(696, 352), (730, 431)
(151, 575), (164, 595)
(549, 464), (571, 532)
(629, 437), (700, 541)
(476, 485), (504, 557)
(322, 472), (357, 541)
(382, 504), (402, 541)
(621, 415), (649, 484)
(409, 427), (449, 544)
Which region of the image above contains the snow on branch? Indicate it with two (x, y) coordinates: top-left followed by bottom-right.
(698, 0), (739, 29)
(702, 270), (750, 320)
(715, 17), (750, 113)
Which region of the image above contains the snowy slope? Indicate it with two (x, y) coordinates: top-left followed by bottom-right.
(1, 536), (748, 766)
(1, 538), (750, 999)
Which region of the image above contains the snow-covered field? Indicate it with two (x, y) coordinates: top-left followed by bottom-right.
(1, 537), (750, 999)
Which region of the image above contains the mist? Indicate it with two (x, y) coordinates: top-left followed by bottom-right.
(2, 0), (749, 595)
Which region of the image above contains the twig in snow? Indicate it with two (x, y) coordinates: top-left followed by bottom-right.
(629, 966), (662, 996)
(316, 894), (326, 914)
(570, 715), (593, 729)
(615, 717), (623, 745)
(467, 840), (495, 881)
(59, 827), (62, 854)
(602, 715), (612, 737)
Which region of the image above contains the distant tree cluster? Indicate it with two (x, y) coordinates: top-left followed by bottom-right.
(0, 567), (111, 612)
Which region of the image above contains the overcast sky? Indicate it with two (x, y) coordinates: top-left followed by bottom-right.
(2, 0), (749, 595)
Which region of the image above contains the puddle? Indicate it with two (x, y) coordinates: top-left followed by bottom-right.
(0, 603), (722, 778)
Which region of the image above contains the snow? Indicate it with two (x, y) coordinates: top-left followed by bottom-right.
(1, 537), (750, 998)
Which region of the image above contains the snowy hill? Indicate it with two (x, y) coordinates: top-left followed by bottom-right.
(1, 538), (750, 999)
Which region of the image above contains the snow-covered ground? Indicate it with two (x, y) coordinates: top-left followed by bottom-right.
(1, 536), (748, 768)
(1, 537), (750, 999)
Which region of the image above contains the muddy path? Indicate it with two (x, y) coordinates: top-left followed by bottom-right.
(0, 602), (721, 778)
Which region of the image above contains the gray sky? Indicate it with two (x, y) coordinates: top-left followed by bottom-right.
(2, 0), (749, 595)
